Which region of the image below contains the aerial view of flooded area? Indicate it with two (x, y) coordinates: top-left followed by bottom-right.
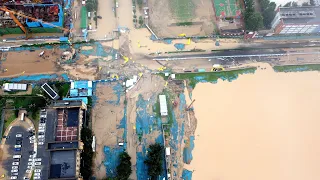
(190, 63), (320, 180)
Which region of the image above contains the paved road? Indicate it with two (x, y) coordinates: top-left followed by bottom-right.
(4, 125), (33, 179)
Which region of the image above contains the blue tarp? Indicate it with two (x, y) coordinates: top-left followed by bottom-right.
(60, 37), (69, 42)
(182, 169), (193, 180)
(73, 81), (89, 89)
(174, 43), (185, 50)
(183, 136), (195, 164)
(70, 89), (78, 97)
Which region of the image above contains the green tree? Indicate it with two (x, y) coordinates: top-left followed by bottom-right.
(116, 152), (132, 180)
(302, 2), (310, 6)
(283, 2), (292, 7)
(292, 1), (298, 6)
(245, 12), (264, 31)
(138, 16), (144, 25)
(144, 143), (164, 179)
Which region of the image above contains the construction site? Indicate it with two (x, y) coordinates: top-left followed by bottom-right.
(0, 0), (71, 39)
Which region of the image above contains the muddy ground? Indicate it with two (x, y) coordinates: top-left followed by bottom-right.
(148, 0), (216, 37)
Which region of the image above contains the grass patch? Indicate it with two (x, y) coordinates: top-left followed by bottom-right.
(175, 67), (257, 88)
(170, 0), (194, 21)
(30, 171), (34, 180)
(273, 64), (320, 72)
(54, 82), (70, 98)
(4, 111), (17, 134)
(176, 22), (193, 26)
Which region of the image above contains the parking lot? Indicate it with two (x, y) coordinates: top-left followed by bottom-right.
(32, 108), (56, 180)
(3, 124), (35, 179)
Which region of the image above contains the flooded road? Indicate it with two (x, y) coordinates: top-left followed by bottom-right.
(190, 63), (320, 180)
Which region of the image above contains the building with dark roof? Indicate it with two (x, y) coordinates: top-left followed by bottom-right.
(271, 6), (320, 34)
(46, 100), (85, 180)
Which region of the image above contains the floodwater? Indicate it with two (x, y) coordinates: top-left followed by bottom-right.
(190, 63), (320, 180)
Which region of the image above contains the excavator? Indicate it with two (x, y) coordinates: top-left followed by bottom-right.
(0, 6), (70, 39)
(186, 99), (195, 111)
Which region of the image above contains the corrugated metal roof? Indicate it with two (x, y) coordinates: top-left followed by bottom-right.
(159, 95), (168, 116)
(4, 83), (27, 91)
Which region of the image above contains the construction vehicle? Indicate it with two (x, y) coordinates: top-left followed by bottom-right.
(178, 33), (186, 37)
(186, 99), (195, 111)
(211, 64), (224, 72)
(0, 6), (70, 39)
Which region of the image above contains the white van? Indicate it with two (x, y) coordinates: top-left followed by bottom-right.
(20, 113), (24, 121)
(13, 155), (21, 159)
(14, 145), (21, 148)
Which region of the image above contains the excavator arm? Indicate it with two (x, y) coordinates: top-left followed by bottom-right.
(0, 7), (28, 38)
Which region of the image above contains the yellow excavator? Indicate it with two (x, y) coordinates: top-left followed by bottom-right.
(211, 64), (224, 72)
(0, 6), (70, 39)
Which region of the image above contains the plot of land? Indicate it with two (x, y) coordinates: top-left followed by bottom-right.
(213, 0), (242, 17)
(149, 0), (216, 37)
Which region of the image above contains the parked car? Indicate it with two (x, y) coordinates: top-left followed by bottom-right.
(12, 166), (18, 169)
(34, 169), (41, 173)
(10, 176), (17, 179)
(34, 173), (41, 176)
(11, 169), (18, 173)
(14, 145), (21, 148)
(15, 133), (22, 138)
(27, 162), (33, 166)
(34, 176), (41, 180)
(11, 172), (18, 176)
(14, 148), (21, 152)
(26, 169), (31, 173)
(38, 142), (44, 145)
(34, 162), (41, 166)
(12, 162), (19, 166)
(38, 132), (45, 135)
(13, 158), (20, 162)
(30, 140), (35, 144)
(38, 135), (45, 139)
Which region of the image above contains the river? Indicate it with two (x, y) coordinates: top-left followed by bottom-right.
(189, 63), (320, 180)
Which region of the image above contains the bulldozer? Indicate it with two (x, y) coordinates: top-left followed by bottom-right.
(211, 64), (224, 72)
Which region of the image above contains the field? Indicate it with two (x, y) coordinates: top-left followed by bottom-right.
(148, 0), (216, 37)
(213, 0), (242, 17)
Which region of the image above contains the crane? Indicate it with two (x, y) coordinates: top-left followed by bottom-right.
(0, 6), (71, 39)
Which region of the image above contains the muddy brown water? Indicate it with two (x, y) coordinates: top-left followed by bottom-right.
(190, 63), (320, 180)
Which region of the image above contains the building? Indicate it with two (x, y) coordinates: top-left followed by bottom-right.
(0, 1), (63, 35)
(271, 7), (320, 34)
(41, 83), (60, 100)
(159, 95), (168, 116)
(46, 100), (86, 180)
(70, 81), (93, 97)
(314, 0), (320, 6)
(3, 83), (27, 91)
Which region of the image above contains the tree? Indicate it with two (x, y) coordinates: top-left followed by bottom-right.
(116, 152), (132, 180)
(311, 0), (315, 6)
(302, 2), (310, 6)
(292, 1), (298, 6)
(138, 16), (144, 26)
(245, 12), (264, 31)
(144, 143), (164, 179)
(283, 2), (292, 7)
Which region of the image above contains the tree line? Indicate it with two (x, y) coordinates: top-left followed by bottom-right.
(244, 0), (276, 30)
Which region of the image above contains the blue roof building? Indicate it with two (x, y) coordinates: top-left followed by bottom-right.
(70, 81), (93, 97)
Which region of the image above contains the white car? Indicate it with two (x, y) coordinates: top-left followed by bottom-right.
(38, 129), (45, 133)
(34, 173), (41, 176)
(116, 2), (119, 8)
(11, 169), (18, 173)
(34, 169), (41, 173)
(15, 134), (22, 138)
(14, 145), (21, 148)
(27, 166), (32, 169)
(35, 158), (42, 162)
(39, 123), (46, 127)
(41, 109), (46, 112)
(38, 138), (44, 142)
(10, 176), (17, 179)
(29, 155), (34, 158)
(30, 140), (35, 144)
(39, 126), (45, 130)
(38, 142), (44, 145)
(34, 176), (41, 180)
(34, 162), (41, 166)
(12, 162), (19, 166)
(29, 136), (35, 140)
(28, 158), (33, 162)
(38, 135), (45, 139)
(26, 169), (31, 173)
(27, 162), (33, 166)
(12, 166), (18, 169)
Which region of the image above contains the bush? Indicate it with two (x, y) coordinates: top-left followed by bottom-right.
(116, 152), (132, 180)
(138, 16), (143, 25)
(144, 143), (164, 179)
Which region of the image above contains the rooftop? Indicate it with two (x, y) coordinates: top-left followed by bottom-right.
(278, 7), (320, 24)
(49, 150), (76, 179)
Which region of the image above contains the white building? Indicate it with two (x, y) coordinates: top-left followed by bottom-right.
(159, 95), (168, 116)
(3, 83), (27, 91)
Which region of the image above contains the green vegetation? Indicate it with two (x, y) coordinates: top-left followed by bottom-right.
(175, 67), (257, 88)
(258, 0), (276, 29)
(273, 64), (320, 72)
(4, 111), (17, 133)
(138, 16), (144, 26)
(170, 0), (194, 21)
(80, 127), (94, 179)
(30, 171), (34, 180)
(53, 82), (70, 98)
(244, 0), (263, 31)
(144, 143), (164, 179)
(137, 0), (143, 8)
(176, 22), (193, 26)
(86, 0), (98, 12)
(116, 152), (132, 180)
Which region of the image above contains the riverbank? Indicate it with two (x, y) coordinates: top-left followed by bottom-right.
(183, 62), (320, 180)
